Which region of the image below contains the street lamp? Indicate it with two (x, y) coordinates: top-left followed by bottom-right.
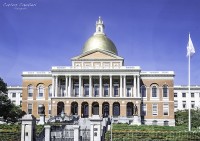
(60, 109), (65, 121)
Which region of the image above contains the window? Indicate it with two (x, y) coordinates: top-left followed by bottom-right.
(94, 85), (99, 97)
(152, 85), (158, 97)
(152, 104), (158, 116)
(28, 85), (33, 97)
(104, 85), (109, 97)
(12, 93), (16, 98)
(182, 101), (186, 108)
(114, 85), (119, 97)
(48, 85), (52, 98)
(127, 87), (131, 97)
(164, 121), (169, 126)
(38, 85), (44, 98)
(140, 85), (146, 97)
(182, 93), (186, 97)
(74, 85), (79, 97)
(174, 100), (178, 108)
(84, 85), (89, 97)
(142, 104), (147, 116)
(163, 103), (169, 116)
(191, 93), (194, 98)
(191, 101), (195, 108)
(152, 120), (157, 125)
(163, 85), (168, 97)
(49, 104), (51, 114)
(174, 93), (177, 97)
(28, 104), (32, 114)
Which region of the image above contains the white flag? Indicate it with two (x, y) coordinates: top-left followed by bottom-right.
(187, 34), (195, 57)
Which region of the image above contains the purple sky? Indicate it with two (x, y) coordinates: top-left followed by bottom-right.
(0, 0), (200, 86)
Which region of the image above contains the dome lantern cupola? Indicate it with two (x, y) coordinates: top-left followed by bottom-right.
(82, 17), (118, 55)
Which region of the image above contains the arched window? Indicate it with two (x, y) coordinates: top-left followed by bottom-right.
(152, 85), (158, 97)
(127, 102), (133, 117)
(28, 85), (33, 97)
(37, 85), (44, 98)
(92, 102), (99, 115)
(81, 102), (89, 118)
(71, 102), (78, 115)
(164, 120), (169, 126)
(48, 85), (52, 98)
(57, 101), (64, 115)
(102, 102), (109, 117)
(163, 85), (168, 98)
(140, 85), (146, 97)
(113, 102), (120, 117)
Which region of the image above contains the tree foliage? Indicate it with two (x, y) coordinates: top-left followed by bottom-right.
(175, 108), (200, 129)
(0, 77), (7, 93)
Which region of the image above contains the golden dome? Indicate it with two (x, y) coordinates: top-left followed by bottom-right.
(82, 17), (118, 55)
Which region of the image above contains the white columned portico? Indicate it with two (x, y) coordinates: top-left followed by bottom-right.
(52, 76), (55, 97)
(123, 75), (126, 97)
(134, 75), (136, 98)
(99, 75), (102, 97)
(79, 75), (82, 97)
(55, 75), (58, 97)
(68, 76), (71, 97)
(65, 76), (68, 97)
(120, 75), (122, 97)
(137, 75), (140, 97)
(110, 75), (112, 97)
(89, 75), (92, 97)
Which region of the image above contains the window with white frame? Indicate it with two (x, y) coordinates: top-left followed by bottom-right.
(174, 93), (177, 97)
(152, 85), (158, 98)
(48, 85), (52, 98)
(182, 101), (186, 108)
(182, 93), (186, 97)
(12, 93), (16, 97)
(38, 85), (44, 98)
(28, 85), (33, 97)
(152, 104), (158, 116)
(163, 103), (169, 116)
(49, 103), (51, 114)
(74, 84), (79, 97)
(142, 104), (147, 116)
(140, 85), (146, 97)
(126, 87), (131, 97)
(163, 85), (168, 98)
(28, 104), (32, 114)
(191, 93), (194, 98)
(174, 100), (178, 108)
(191, 101), (195, 108)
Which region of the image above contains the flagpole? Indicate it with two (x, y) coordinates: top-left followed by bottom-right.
(188, 34), (191, 132)
(188, 53), (191, 131)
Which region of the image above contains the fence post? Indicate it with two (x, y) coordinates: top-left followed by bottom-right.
(20, 114), (36, 141)
(73, 125), (80, 141)
(44, 125), (51, 141)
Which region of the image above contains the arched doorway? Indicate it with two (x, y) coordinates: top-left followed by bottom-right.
(127, 102), (133, 117)
(113, 102), (120, 117)
(102, 102), (109, 117)
(71, 102), (78, 115)
(92, 102), (99, 115)
(57, 101), (64, 115)
(81, 102), (89, 118)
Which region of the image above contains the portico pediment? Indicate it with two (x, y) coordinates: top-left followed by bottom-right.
(72, 49), (123, 61)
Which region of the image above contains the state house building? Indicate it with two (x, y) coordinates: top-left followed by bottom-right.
(22, 17), (175, 126)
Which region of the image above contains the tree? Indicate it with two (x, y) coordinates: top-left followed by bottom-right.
(0, 77), (7, 93)
(175, 108), (200, 129)
(0, 77), (25, 123)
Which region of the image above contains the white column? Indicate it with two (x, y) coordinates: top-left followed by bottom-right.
(99, 75), (102, 97)
(73, 125), (80, 141)
(79, 75), (82, 97)
(44, 125), (51, 141)
(123, 75), (126, 97)
(134, 75), (136, 98)
(52, 76), (55, 97)
(55, 76), (58, 97)
(120, 75), (123, 97)
(110, 75), (112, 97)
(65, 76), (68, 97)
(68, 76), (71, 97)
(89, 75), (92, 97)
(137, 75), (140, 97)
